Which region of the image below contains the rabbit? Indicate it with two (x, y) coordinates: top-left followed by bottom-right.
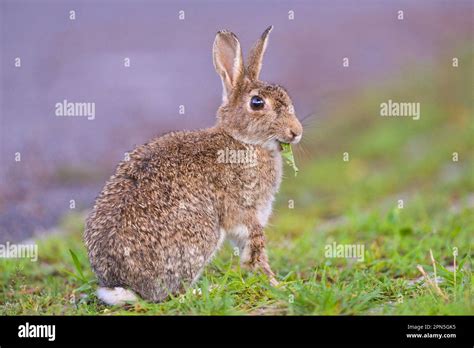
(84, 26), (303, 305)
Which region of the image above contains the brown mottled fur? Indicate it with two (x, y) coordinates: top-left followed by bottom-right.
(84, 26), (303, 303)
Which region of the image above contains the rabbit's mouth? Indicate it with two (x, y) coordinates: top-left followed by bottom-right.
(278, 141), (288, 152)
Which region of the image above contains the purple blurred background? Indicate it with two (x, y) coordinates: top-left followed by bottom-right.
(0, 0), (472, 242)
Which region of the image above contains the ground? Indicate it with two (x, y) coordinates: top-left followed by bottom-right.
(0, 53), (472, 315)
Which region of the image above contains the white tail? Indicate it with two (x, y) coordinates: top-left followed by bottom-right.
(97, 287), (138, 306)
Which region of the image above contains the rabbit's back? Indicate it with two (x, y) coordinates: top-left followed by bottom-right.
(84, 129), (233, 301)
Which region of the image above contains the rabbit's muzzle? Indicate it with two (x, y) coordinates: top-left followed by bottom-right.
(277, 114), (303, 145)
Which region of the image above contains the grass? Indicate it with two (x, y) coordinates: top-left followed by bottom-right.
(0, 51), (473, 315)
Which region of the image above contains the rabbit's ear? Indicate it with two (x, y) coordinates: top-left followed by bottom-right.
(246, 25), (273, 81)
(213, 30), (244, 103)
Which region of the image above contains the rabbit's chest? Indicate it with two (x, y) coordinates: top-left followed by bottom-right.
(225, 150), (282, 227)
(254, 152), (282, 224)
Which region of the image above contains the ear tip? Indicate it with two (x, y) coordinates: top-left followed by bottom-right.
(216, 29), (236, 36)
(215, 29), (240, 43)
(261, 25), (273, 39)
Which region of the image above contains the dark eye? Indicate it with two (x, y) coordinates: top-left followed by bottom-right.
(250, 96), (265, 110)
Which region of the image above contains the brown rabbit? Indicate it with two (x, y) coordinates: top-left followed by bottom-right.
(84, 26), (303, 305)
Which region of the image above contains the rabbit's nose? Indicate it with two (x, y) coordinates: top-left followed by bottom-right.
(289, 129), (302, 144)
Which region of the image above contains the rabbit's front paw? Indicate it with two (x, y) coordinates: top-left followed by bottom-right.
(242, 257), (279, 286)
(269, 277), (280, 287)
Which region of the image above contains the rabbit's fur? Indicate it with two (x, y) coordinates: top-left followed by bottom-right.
(84, 26), (303, 304)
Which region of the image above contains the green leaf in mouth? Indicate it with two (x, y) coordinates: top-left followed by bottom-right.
(280, 143), (299, 177)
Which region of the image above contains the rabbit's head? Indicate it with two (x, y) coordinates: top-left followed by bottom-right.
(213, 26), (303, 151)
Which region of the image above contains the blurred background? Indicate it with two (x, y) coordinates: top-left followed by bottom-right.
(0, 0), (472, 243)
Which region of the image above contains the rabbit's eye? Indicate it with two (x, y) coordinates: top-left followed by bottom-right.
(250, 96), (265, 110)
